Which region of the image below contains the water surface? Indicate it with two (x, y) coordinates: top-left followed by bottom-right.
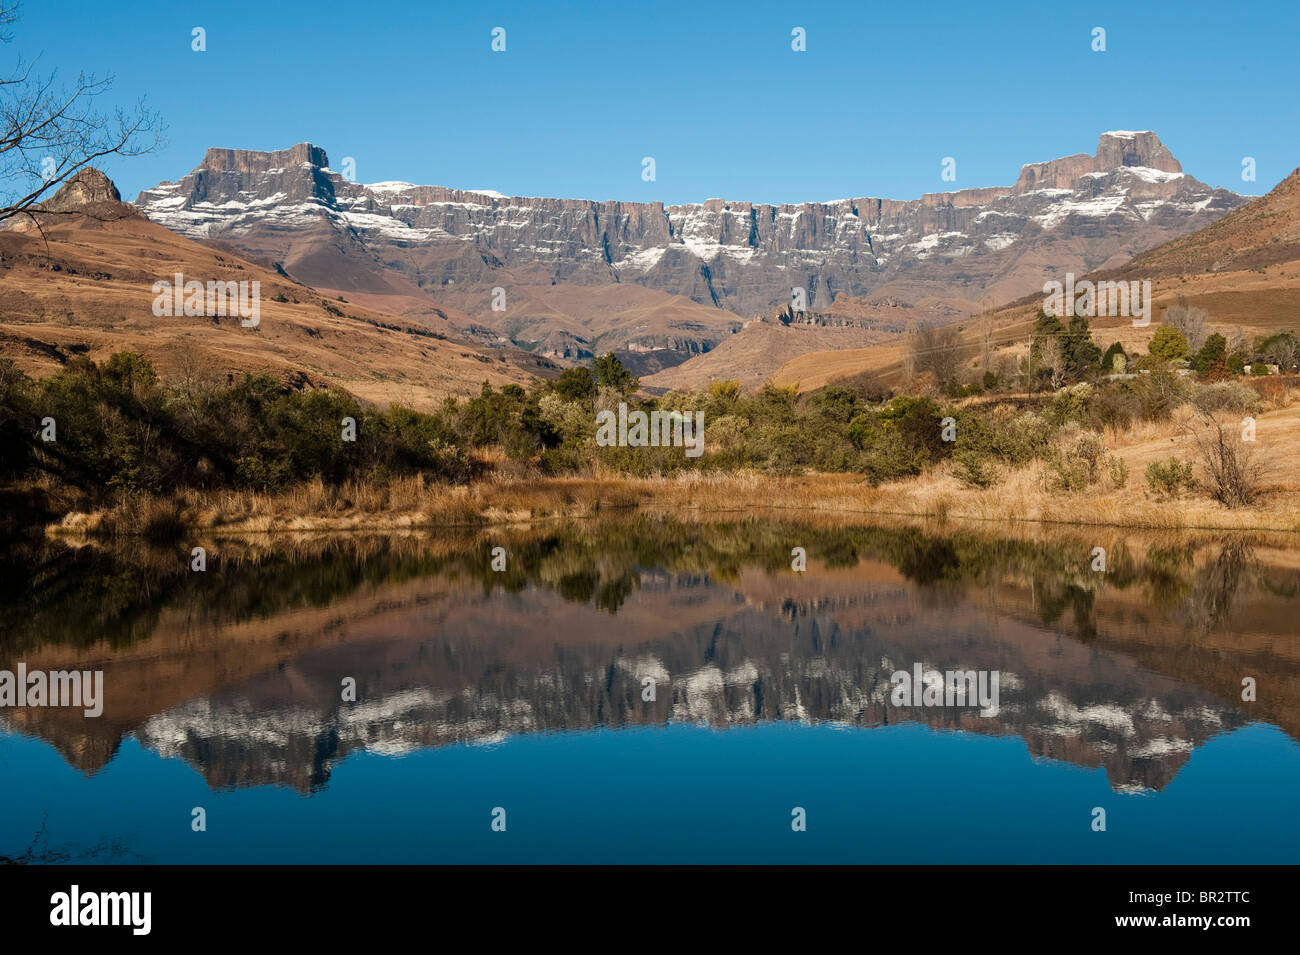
(2, 516), (1297, 863)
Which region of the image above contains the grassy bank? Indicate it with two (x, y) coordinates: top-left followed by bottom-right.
(8, 349), (1299, 538)
(48, 461), (1300, 538)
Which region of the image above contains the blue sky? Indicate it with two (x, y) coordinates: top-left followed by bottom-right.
(13, 0), (1299, 203)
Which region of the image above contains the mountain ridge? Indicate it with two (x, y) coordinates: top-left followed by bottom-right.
(133, 132), (1246, 375)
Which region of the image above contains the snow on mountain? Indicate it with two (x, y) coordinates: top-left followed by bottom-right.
(132, 134), (1246, 363)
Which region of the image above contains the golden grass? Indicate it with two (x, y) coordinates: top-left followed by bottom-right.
(49, 453), (1300, 539)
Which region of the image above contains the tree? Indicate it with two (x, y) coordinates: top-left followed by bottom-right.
(1064, 313), (1102, 377)
(901, 321), (918, 382)
(1037, 335), (1066, 390)
(977, 297), (997, 375)
(1227, 326), (1249, 358)
(1101, 341), (1127, 373)
(1148, 325), (1188, 362)
(908, 323), (963, 387)
(1259, 331), (1299, 373)
(549, 365), (595, 401)
(592, 353), (638, 396)
(1162, 299), (1209, 353)
(1192, 333), (1228, 377)
(1, 1), (163, 227)
(1030, 310), (1068, 388)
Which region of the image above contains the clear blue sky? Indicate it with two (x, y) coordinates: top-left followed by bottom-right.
(14, 0), (1298, 203)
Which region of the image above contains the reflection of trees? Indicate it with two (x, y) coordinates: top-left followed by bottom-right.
(1260, 574), (1300, 599)
(895, 535), (962, 586)
(1143, 544), (1195, 609)
(1031, 578), (1098, 641)
(1181, 539), (1254, 632)
(3, 517), (1292, 651)
(820, 537), (860, 570)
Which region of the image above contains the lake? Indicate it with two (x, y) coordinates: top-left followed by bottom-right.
(2, 514), (1298, 864)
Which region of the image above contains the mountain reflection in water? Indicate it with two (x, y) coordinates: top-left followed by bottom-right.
(2, 515), (1298, 862)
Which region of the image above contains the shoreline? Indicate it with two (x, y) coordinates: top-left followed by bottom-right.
(42, 469), (1300, 539)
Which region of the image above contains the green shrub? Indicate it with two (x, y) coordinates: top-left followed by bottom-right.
(1107, 455), (1129, 490)
(953, 450), (997, 488)
(1145, 457), (1195, 499)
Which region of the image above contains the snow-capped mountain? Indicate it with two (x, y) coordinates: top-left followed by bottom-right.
(134, 132), (1245, 370)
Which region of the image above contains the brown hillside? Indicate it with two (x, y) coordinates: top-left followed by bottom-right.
(0, 187), (552, 407)
(774, 167), (1300, 392)
(1111, 167), (1300, 276)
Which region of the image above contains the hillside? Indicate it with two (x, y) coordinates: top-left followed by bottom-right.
(644, 297), (962, 391)
(0, 172), (555, 408)
(774, 165), (1300, 392)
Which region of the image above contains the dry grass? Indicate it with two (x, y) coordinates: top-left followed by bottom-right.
(0, 212), (539, 411)
(50, 449), (1300, 539)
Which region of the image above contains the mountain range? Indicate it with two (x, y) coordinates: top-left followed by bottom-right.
(769, 162), (1300, 393)
(132, 132), (1247, 380)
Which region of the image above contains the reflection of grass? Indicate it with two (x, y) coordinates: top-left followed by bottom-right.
(5, 514), (1295, 655)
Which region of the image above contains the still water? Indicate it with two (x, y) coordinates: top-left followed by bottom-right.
(2, 515), (1298, 863)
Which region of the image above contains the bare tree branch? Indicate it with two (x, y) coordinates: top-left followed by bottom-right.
(0, 1), (164, 223)
(1183, 409), (1268, 508)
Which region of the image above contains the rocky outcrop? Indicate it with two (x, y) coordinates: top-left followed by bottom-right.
(2, 167), (133, 231)
(43, 167), (123, 209)
(1013, 132), (1182, 192)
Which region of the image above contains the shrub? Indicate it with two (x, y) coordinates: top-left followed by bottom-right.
(1145, 457), (1194, 499)
(1107, 455), (1129, 490)
(953, 450), (997, 488)
(1184, 411), (1266, 507)
(990, 409), (1050, 465)
(1191, 380), (1261, 416)
(1047, 383), (1092, 426)
(707, 379), (741, 403)
(1129, 362), (1188, 421)
(1087, 386), (1140, 431)
(1047, 429), (1106, 492)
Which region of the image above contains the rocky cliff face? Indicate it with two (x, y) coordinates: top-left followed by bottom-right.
(134, 132), (1244, 367)
(45, 167), (123, 208)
